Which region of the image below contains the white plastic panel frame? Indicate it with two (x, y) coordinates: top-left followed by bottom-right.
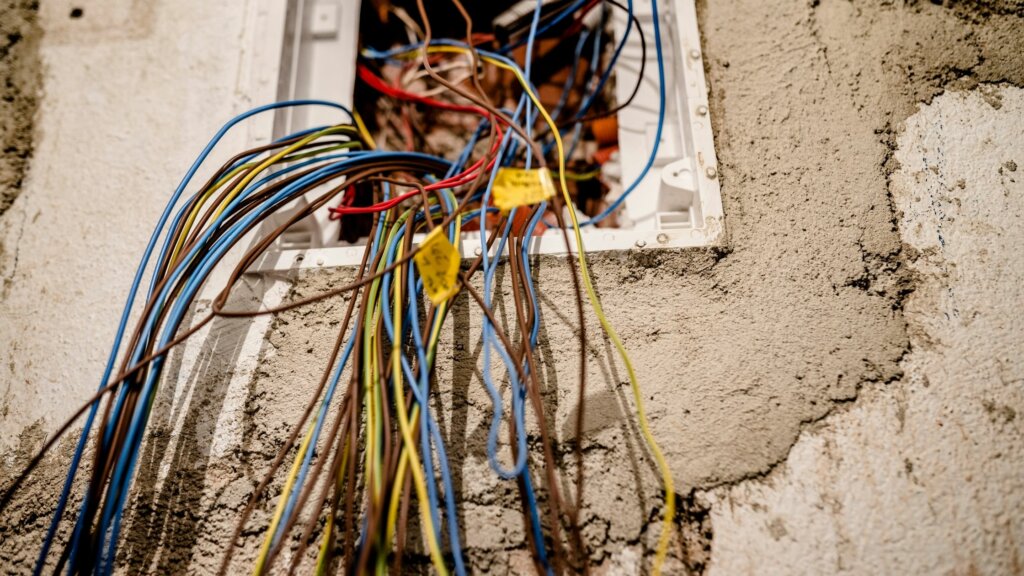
(245, 0), (723, 273)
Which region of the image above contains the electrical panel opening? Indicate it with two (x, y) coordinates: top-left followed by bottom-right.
(243, 0), (723, 271)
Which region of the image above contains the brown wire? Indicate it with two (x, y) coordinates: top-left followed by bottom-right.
(10, 4), (612, 566)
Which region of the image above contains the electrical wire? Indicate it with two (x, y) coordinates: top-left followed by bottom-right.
(0, 2), (681, 574)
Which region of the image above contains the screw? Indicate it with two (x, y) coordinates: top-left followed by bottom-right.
(696, 105), (708, 116)
(316, 257), (324, 266)
(689, 49), (701, 60)
(706, 166), (718, 179)
(656, 233), (669, 244)
(473, 246), (482, 256)
(635, 239), (647, 248)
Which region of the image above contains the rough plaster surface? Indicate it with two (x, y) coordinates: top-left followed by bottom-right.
(0, 0), (40, 217)
(0, 0), (258, 447)
(708, 85), (1024, 576)
(1, 0), (1023, 573)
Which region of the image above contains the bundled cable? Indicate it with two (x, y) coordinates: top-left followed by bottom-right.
(0, 0), (676, 574)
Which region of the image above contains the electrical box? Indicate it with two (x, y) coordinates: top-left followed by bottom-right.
(242, 0), (723, 271)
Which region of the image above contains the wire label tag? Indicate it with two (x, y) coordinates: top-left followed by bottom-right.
(414, 227), (461, 305)
(492, 168), (556, 212)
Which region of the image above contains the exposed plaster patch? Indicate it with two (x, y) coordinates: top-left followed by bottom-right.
(707, 84), (1024, 576)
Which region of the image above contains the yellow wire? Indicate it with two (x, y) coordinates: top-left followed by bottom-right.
(167, 162), (245, 269)
(385, 432), (412, 544)
(253, 419), (318, 575)
(209, 126), (355, 222)
(391, 241), (449, 575)
(383, 194), (460, 556)
(241, 48), (671, 574)
(169, 142), (356, 267)
(314, 436), (349, 576)
(564, 168), (602, 182)
(413, 45), (678, 574)
(365, 264), (383, 504)
(353, 111), (377, 150)
(168, 127), (358, 268)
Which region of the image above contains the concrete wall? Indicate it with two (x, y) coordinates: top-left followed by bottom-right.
(1, 0), (1022, 573)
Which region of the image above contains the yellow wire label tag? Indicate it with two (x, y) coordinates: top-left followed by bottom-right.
(492, 168), (556, 212)
(414, 227), (461, 305)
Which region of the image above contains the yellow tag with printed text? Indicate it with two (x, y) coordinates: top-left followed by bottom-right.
(414, 227), (461, 305)
(492, 168), (556, 212)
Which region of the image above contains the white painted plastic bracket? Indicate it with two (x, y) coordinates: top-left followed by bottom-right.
(245, 0), (362, 255)
(244, 0), (723, 273)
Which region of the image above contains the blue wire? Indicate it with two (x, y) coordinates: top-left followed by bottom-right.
(394, 232), (469, 576)
(495, 7), (552, 565)
(582, 0), (664, 226)
(573, 0), (632, 121)
(550, 29), (592, 123)
(54, 99), (353, 576)
(497, 0), (591, 53)
(49, 1), (655, 564)
(98, 147), (370, 454)
(92, 158), (361, 574)
(477, 96), (530, 479)
(519, 197), (551, 574)
(362, 41), (535, 93)
(562, 25), (603, 161)
(270, 181), (391, 545)
(95, 133), (365, 466)
(90, 153), (447, 574)
(351, 185), (466, 573)
(96, 147), (376, 460)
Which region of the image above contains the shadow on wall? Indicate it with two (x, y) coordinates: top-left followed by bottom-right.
(103, 255), (675, 572)
(121, 284), (272, 573)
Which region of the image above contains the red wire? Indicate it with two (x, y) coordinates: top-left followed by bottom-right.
(326, 127), (504, 216)
(357, 64), (487, 116)
(563, 0), (602, 38)
(327, 64), (511, 218)
(327, 129), (504, 217)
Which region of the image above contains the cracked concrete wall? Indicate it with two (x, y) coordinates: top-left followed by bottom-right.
(1, 0), (1023, 574)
